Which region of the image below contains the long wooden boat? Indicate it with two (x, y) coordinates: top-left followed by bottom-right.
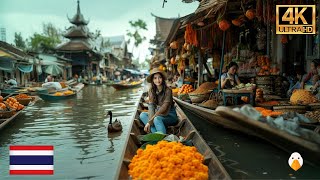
(38, 92), (76, 101)
(173, 97), (258, 136)
(0, 96), (39, 130)
(71, 83), (85, 93)
(215, 106), (320, 165)
(115, 94), (231, 179)
(111, 81), (143, 90)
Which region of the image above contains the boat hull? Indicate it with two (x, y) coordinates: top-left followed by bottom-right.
(38, 93), (76, 101)
(111, 82), (142, 90)
(173, 97), (257, 136)
(216, 106), (320, 165)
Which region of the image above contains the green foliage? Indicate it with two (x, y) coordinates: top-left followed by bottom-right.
(138, 132), (166, 142)
(29, 23), (62, 52)
(14, 32), (26, 50)
(126, 19), (148, 49)
(29, 33), (59, 52)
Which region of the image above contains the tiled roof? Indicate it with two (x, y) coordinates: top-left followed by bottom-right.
(152, 14), (176, 42)
(56, 40), (92, 51)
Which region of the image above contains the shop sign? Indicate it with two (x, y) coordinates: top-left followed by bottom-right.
(276, 5), (316, 34)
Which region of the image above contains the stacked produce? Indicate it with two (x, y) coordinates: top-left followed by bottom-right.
(255, 107), (283, 117)
(255, 88), (265, 103)
(189, 82), (216, 95)
(63, 90), (74, 95)
(304, 111), (320, 122)
(15, 94), (31, 99)
(200, 99), (218, 109)
(4, 97), (24, 111)
(128, 141), (208, 180)
(53, 92), (64, 96)
(172, 88), (179, 97)
(178, 84), (194, 95)
(290, 90), (318, 105)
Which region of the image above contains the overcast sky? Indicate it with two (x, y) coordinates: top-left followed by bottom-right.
(0, 0), (198, 62)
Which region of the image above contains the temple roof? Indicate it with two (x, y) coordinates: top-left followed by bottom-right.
(68, 0), (89, 26)
(56, 39), (92, 51)
(151, 13), (176, 42)
(64, 26), (90, 38)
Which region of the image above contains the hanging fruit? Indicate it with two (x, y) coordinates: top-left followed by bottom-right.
(232, 18), (242, 26)
(170, 57), (176, 65)
(170, 41), (178, 49)
(245, 9), (256, 20)
(218, 20), (230, 31)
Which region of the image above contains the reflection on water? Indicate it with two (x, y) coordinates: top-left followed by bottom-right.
(0, 85), (143, 179)
(182, 108), (320, 179)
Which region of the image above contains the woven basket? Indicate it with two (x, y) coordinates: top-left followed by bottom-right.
(0, 110), (15, 119)
(309, 103), (320, 111)
(273, 105), (307, 114)
(15, 97), (32, 106)
(189, 93), (210, 103)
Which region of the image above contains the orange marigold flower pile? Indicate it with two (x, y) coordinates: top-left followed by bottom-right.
(128, 141), (208, 180)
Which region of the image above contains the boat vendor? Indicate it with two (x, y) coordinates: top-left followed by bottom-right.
(288, 59), (320, 95)
(301, 59), (320, 89)
(6, 78), (18, 87)
(139, 68), (178, 134)
(221, 61), (241, 89)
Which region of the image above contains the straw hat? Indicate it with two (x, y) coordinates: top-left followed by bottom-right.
(147, 68), (167, 83)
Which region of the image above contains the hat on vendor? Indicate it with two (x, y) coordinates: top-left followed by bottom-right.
(147, 68), (167, 83)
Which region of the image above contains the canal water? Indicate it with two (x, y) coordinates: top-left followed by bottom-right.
(183, 108), (320, 179)
(1, 85), (319, 179)
(0, 85), (143, 179)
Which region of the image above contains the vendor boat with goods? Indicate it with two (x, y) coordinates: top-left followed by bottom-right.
(0, 94), (39, 130)
(115, 93), (230, 179)
(111, 80), (143, 90)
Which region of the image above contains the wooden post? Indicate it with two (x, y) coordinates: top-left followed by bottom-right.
(218, 31), (226, 91)
(197, 49), (203, 88)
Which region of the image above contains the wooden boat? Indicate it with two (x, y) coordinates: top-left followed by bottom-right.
(215, 106), (320, 165)
(173, 97), (258, 136)
(0, 96), (39, 130)
(70, 83), (85, 93)
(115, 94), (231, 179)
(111, 81), (143, 90)
(38, 92), (76, 101)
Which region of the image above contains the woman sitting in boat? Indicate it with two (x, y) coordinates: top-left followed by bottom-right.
(140, 68), (178, 134)
(221, 61), (241, 89)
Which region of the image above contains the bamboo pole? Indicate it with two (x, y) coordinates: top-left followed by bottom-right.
(197, 48), (203, 88)
(218, 31), (226, 91)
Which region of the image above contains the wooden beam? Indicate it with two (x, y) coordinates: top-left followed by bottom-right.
(197, 49), (203, 87)
(218, 31), (226, 91)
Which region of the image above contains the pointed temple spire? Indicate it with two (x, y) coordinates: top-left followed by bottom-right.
(68, 0), (89, 26)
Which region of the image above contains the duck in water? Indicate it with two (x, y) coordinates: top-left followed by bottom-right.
(107, 111), (122, 132)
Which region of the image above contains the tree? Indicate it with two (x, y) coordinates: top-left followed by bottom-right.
(126, 19), (148, 53)
(14, 32), (26, 50)
(29, 23), (62, 53)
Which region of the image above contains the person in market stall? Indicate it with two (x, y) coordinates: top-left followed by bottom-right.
(310, 75), (320, 100)
(45, 75), (54, 83)
(139, 68), (178, 134)
(300, 59), (320, 89)
(221, 61), (241, 89)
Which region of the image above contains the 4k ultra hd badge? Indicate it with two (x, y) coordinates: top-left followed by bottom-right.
(276, 5), (316, 34)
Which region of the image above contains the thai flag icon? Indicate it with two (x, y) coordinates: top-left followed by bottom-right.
(9, 145), (54, 175)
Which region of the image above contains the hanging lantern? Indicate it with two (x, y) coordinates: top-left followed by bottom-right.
(245, 9), (256, 20)
(218, 20), (230, 31)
